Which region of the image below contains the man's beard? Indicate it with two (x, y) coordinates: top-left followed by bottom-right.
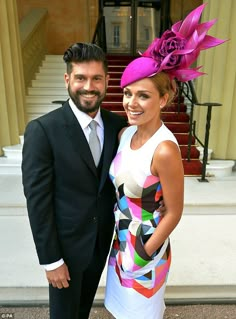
(68, 86), (106, 114)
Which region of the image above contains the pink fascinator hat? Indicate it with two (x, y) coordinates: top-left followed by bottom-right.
(121, 3), (226, 88)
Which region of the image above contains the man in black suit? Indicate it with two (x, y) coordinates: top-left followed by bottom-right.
(22, 42), (127, 319)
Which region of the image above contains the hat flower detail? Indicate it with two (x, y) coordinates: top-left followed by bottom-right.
(141, 3), (226, 81)
(144, 31), (188, 70)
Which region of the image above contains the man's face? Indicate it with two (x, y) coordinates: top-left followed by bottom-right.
(64, 61), (109, 115)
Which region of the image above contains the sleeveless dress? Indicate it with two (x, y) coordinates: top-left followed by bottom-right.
(104, 123), (179, 319)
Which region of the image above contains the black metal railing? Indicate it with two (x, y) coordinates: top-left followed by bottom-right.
(92, 14), (107, 53)
(177, 81), (221, 182)
(177, 81), (198, 162)
(195, 102), (221, 182)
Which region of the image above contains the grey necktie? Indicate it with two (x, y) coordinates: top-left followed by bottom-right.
(88, 120), (101, 166)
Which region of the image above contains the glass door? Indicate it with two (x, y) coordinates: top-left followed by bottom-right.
(102, 1), (161, 55)
(103, 5), (132, 54)
(136, 2), (161, 53)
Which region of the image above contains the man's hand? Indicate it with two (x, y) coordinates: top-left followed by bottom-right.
(46, 263), (70, 289)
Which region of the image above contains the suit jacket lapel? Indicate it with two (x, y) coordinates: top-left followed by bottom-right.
(62, 102), (98, 176)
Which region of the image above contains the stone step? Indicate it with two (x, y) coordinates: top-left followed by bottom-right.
(26, 93), (124, 104)
(26, 104), (187, 117)
(43, 54), (131, 64)
(38, 66), (123, 76)
(205, 160), (235, 178)
(44, 54), (62, 62)
(42, 55), (128, 67)
(38, 67), (65, 75)
(26, 100), (124, 110)
(26, 95), (68, 104)
(27, 104), (61, 114)
(2, 144), (22, 160)
(35, 73), (63, 81)
(41, 61), (127, 70)
(0, 157), (22, 175)
(31, 79), (65, 88)
(28, 87), (68, 96)
(0, 137), (23, 174)
(31, 80), (122, 89)
(27, 87), (123, 97)
(27, 115), (42, 122)
(1, 286), (236, 306)
(34, 72), (121, 82)
(41, 61), (64, 69)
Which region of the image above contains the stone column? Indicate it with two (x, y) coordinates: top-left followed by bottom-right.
(0, 0), (26, 155)
(195, 0), (236, 159)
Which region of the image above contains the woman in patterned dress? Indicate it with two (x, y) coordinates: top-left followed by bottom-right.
(104, 68), (184, 319)
(104, 4), (225, 317)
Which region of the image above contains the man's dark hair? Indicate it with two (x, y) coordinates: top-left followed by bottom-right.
(63, 42), (108, 74)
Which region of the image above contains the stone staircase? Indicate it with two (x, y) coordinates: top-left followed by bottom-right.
(0, 56), (66, 175)
(0, 55), (234, 177)
(30, 54), (203, 175)
(27, 55), (68, 121)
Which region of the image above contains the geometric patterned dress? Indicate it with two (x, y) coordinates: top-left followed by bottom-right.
(104, 123), (179, 319)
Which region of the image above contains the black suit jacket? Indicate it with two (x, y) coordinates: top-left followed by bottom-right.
(22, 102), (127, 270)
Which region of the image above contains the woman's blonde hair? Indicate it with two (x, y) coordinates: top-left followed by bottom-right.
(149, 72), (177, 106)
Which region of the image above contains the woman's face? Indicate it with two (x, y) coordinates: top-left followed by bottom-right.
(123, 78), (168, 126)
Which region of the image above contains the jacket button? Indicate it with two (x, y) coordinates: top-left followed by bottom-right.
(93, 216), (97, 223)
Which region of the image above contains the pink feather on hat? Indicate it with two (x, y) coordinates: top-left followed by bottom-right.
(120, 3), (226, 88)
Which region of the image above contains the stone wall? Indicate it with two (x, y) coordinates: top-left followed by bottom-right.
(16, 0), (98, 54)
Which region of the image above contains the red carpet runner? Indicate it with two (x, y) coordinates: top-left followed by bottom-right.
(102, 55), (202, 176)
